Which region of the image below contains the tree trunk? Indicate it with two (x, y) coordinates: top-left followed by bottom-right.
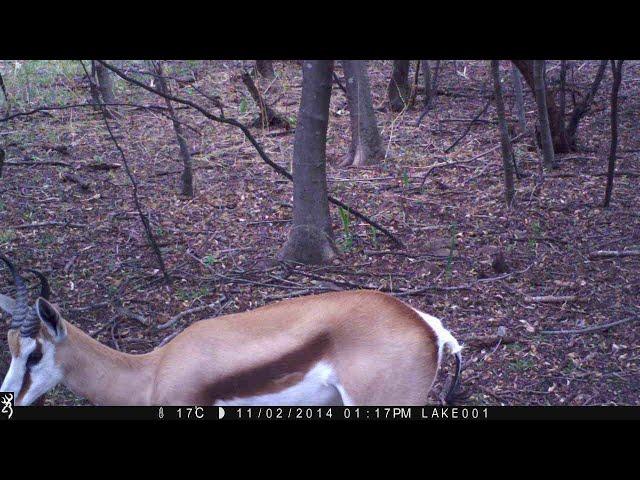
(533, 60), (555, 170)
(491, 61), (515, 206)
(153, 62), (194, 197)
(279, 60), (337, 264)
(256, 60), (275, 79)
(512, 60), (570, 153)
(387, 60), (410, 112)
(341, 60), (384, 167)
(510, 63), (526, 133)
(559, 60), (567, 134)
(431, 60), (441, 95)
(95, 61), (116, 105)
(0, 71), (8, 114)
(421, 60), (433, 108)
(89, 61), (102, 107)
(241, 71), (290, 129)
(604, 60), (624, 207)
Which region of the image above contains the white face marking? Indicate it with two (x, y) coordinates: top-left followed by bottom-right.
(214, 361), (350, 406)
(412, 308), (462, 364)
(1, 336), (63, 406)
(1, 336), (36, 396)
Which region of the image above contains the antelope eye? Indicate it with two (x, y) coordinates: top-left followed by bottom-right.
(26, 350), (43, 367)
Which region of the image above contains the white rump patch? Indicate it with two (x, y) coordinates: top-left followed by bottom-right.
(214, 361), (351, 406)
(412, 308), (462, 364)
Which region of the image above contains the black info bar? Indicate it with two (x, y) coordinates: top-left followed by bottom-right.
(2, 405), (639, 422)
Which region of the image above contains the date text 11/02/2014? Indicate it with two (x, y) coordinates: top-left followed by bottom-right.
(229, 407), (489, 421)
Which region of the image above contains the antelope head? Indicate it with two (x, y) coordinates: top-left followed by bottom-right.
(0, 255), (65, 405)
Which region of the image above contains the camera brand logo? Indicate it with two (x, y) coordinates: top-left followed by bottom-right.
(1, 392), (14, 420)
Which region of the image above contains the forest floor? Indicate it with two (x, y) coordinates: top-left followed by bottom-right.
(0, 60), (638, 406)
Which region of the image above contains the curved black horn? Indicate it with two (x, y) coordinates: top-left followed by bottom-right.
(27, 269), (51, 300)
(0, 255), (30, 331)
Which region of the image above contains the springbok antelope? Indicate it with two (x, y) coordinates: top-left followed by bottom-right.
(0, 256), (462, 406)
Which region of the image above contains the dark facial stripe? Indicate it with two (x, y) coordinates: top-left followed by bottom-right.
(17, 370), (31, 403)
(26, 342), (43, 368)
(17, 341), (42, 403)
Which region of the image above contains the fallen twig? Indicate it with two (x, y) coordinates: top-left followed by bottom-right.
(157, 296), (227, 330)
(12, 221), (87, 229)
(115, 300), (150, 326)
(588, 250), (640, 259)
(525, 295), (578, 303)
(6, 159), (74, 168)
(476, 385), (514, 404)
(5, 159), (121, 170)
(62, 172), (92, 191)
(541, 316), (639, 335)
(466, 335), (517, 349)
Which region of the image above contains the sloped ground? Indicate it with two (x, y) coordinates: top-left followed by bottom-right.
(0, 60), (638, 406)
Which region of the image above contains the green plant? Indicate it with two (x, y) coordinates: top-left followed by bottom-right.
(401, 169), (410, 189)
(203, 254), (219, 266)
(532, 221), (542, 238)
(177, 286), (209, 301)
(2, 60), (83, 109)
(369, 225), (378, 248)
(528, 221), (542, 252)
(338, 206), (353, 252)
(0, 230), (15, 244)
(239, 97), (248, 114)
(562, 359), (576, 374)
(39, 233), (55, 245)
(509, 357), (534, 372)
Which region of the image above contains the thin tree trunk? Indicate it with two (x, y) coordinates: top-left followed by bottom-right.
(0, 71), (8, 114)
(95, 61), (116, 105)
(279, 60), (337, 264)
(511, 64), (526, 133)
(533, 60), (555, 170)
(89, 61), (102, 107)
(512, 60), (570, 153)
(431, 61), (441, 95)
(387, 60), (411, 112)
(491, 61), (515, 206)
(407, 60), (421, 108)
(341, 60), (384, 167)
(416, 60), (440, 126)
(604, 60), (624, 207)
(241, 71), (290, 129)
(421, 60), (433, 108)
(566, 60), (607, 149)
(559, 60), (567, 136)
(153, 62), (194, 197)
(256, 60), (275, 79)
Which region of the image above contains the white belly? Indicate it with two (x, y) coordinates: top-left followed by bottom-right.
(213, 361), (348, 406)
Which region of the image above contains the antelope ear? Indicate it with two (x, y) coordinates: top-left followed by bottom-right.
(0, 293), (15, 316)
(35, 298), (67, 340)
